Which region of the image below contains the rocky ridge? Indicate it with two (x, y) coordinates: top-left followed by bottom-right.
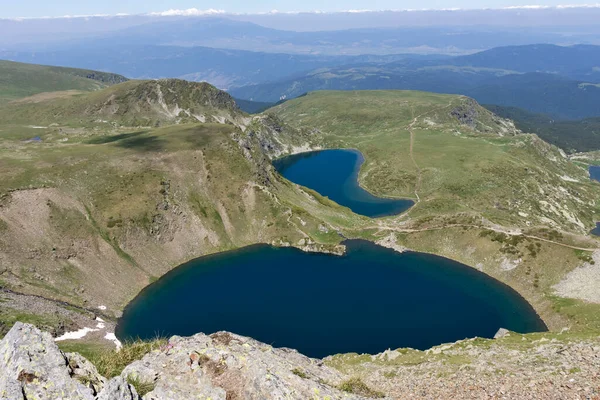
(332, 332), (600, 399)
(0, 323), (129, 400)
(0, 78), (248, 128)
(0, 323), (369, 400)
(2, 323), (600, 400)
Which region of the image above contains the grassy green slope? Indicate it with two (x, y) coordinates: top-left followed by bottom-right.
(0, 122), (317, 316)
(271, 90), (600, 331)
(0, 81), (334, 334)
(273, 91), (599, 231)
(2, 84), (600, 342)
(0, 78), (245, 128)
(0, 60), (128, 104)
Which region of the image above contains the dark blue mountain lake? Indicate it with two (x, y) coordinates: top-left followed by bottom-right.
(117, 240), (546, 358)
(273, 149), (414, 218)
(590, 166), (600, 182)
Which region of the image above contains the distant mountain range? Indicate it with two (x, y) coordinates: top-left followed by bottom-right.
(3, 12), (600, 55)
(0, 46), (420, 90)
(230, 44), (600, 120)
(4, 43), (600, 121)
(87, 19), (581, 55)
(448, 44), (600, 81)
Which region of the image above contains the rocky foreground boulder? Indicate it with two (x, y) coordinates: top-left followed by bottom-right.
(3, 322), (600, 399)
(0, 322), (136, 400)
(0, 323), (370, 400)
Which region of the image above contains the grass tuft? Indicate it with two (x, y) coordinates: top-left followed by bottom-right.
(291, 368), (309, 379)
(90, 338), (167, 378)
(126, 375), (156, 397)
(337, 377), (385, 398)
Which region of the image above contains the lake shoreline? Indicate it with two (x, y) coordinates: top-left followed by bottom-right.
(273, 148), (415, 218)
(116, 239), (547, 358)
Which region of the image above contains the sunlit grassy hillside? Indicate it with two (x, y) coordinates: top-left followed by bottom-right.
(0, 60), (127, 104)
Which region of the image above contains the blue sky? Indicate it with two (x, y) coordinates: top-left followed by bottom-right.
(2, 1), (573, 18)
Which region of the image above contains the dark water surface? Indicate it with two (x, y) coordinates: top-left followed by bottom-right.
(590, 165), (600, 182)
(117, 240), (546, 358)
(591, 223), (600, 236)
(273, 149), (414, 218)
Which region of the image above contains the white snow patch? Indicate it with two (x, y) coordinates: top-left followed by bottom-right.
(518, 211), (529, 218)
(98, 305), (107, 310)
(55, 327), (97, 341)
(104, 332), (122, 350)
(27, 125), (47, 129)
(289, 144), (321, 154)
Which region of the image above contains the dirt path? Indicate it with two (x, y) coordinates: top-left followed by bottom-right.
(406, 99), (455, 203)
(362, 223), (599, 252)
(408, 117), (422, 203)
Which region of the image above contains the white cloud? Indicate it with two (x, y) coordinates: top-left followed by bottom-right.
(253, 9), (327, 15)
(5, 4), (600, 21)
(503, 3), (600, 9)
(148, 8), (226, 17)
(556, 3), (600, 7)
(503, 5), (552, 9)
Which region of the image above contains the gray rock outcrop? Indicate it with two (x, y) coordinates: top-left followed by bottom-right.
(0, 322), (95, 400)
(494, 327), (510, 339)
(65, 352), (106, 395)
(96, 377), (139, 400)
(123, 331), (368, 400)
(4, 321), (600, 399)
(0, 323), (373, 400)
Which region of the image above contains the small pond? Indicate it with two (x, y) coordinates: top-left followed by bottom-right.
(589, 166), (600, 236)
(273, 149), (414, 218)
(589, 165), (600, 182)
(117, 240), (546, 358)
